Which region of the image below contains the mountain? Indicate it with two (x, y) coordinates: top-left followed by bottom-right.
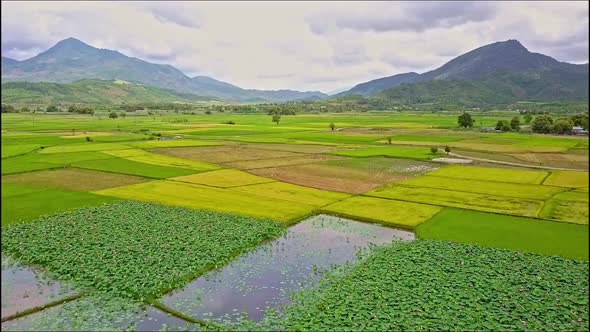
(1, 79), (214, 105)
(1, 38), (327, 102)
(1, 57), (19, 68)
(336, 72), (419, 97)
(340, 39), (588, 105)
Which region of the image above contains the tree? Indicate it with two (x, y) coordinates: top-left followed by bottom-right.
(495, 120), (511, 132)
(330, 123), (335, 131)
(109, 111), (118, 119)
(444, 145), (451, 154)
(524, 113), (533, 124)
(571, 113), (589, 129)
(386, 136), (392, 144)
(457, 112), (474, 128)
(510, 116), (521, 131)
(119, 112), (126, 118)
(21, 107), (30, 113)
(531, 115), (554, 134)
(553, 118), (574, 134)
(272, 114), (281, 125)
(46, 105), (59, 112)
(430, 146), (438, 154)
(1, 104), (16, 113)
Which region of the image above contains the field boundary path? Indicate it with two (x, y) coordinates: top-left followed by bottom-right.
(446, 151), (588, 172)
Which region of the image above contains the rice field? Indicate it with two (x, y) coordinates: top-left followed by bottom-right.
(322, 196), (442, 229)
(416, 208), (588, 259)
(1, 112), (588, 331)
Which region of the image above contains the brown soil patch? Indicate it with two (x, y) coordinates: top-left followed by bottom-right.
(250, 163), (414, 194)
(223, 154), (345, 170)
(150, 146), (304, 164)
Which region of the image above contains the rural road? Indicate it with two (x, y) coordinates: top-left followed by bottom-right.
(445, 151), (587, 172)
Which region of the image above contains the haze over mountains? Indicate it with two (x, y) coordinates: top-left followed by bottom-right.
(0, 38), (326, 103)
(1, 38), (588, 106)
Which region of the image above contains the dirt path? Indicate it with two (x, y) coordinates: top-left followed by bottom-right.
(446, 151), (587, 172)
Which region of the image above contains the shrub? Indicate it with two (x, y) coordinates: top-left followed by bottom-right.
(430, 147), (439, 154)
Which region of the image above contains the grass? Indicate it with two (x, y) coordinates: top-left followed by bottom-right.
(398, 175), (565, 200)
(427, 165), (548, 184)
(103, 149), (220, 172)
(540, 191), (589, 225)
(1, 168), (149, 192)
(1, 201), (285, 300)
(332, 146), (436, 160)
(71, 157), (196, 179)
(543, 171), (589, 188)
(366, 185), (543, 218)
(171, 169), (275, 188)
(254, 240), (589, 331)
(1, 184), (118, 226)
(94, 180), (315, 223)
(416, 208), (589, 259)
(321, 196), (442, 229)
(230, 181), (350, 207)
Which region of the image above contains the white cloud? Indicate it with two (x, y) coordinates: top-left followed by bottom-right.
(1, 1), (588, 92)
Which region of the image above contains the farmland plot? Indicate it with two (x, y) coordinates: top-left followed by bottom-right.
(543, 171), (589, 188)
(540, 191), (589, 225)
(427, 165), (548, 184)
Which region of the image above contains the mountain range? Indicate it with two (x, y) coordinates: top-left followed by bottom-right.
(337, 40), (588, 105)
(1, 38), (326, 103)
(1, 38), (588, 106)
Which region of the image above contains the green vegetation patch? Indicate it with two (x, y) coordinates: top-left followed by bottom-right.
(257, 240), (588, 331)
(171, 169), (274, 188)
(427, 165), (548, 184)
(399, 175), (565, 200)
(540, 191), (589, 225)
(231, 181), (350, 207)
(367, 185), (543, 218)
(103, 149), (220, 172)
(1, 144), (40, 158)
(1, 168), (149, 192)
(321, 196), (441, 229)
(543, 171), (589, 188)
(94, 180), (315, 223)
(1, 201), (284, 299)
(71, 157), (196, 179)
(1, 184), (118, 226)
(416, 208), (588, 260)
(39, 143), (133, 154)
(332, 146), (435, 160)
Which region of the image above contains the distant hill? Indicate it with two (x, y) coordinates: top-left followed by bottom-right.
(1, 79), (214, 105)
(335, 72), (419, 97)
(1, 38), (327, 102)
(1, 57), (19, 68)
(338, 39), (588, 105)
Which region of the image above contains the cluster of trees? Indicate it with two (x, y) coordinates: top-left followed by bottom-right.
(531, 113), (588, 134)
(68, 105), (94, 115)
(495, 117), (521, 132)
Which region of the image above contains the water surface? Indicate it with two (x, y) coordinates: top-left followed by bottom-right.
(161, 215), (413, 323)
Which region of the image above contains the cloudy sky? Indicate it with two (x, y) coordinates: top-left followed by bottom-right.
(1, 1), (588, 93)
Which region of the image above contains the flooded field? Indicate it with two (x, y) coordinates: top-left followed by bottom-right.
(1, 257), (77, 320)
(161, 215), (413, 323)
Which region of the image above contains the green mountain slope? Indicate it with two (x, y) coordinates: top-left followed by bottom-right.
(1, 38), (327, 102)
(1, 79), (214, 105)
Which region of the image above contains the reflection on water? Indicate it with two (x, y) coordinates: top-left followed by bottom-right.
(161, 214), (413, 323)
(1, 256), (77, 319)
(1, 296), (200, 331)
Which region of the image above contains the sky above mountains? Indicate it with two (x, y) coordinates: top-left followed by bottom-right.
(1, 1), (588, 92)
